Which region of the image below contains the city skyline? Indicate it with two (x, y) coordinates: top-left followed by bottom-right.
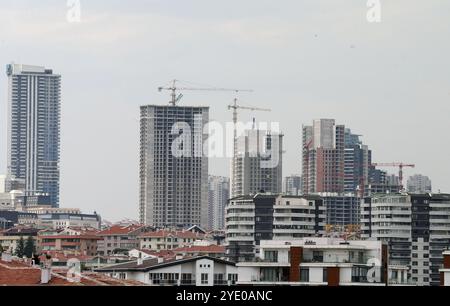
(1, 1), (450, 221)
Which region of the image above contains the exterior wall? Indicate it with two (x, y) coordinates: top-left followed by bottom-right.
(103, 259), (237, 286)
(407, 175), (432, 193)
(283, 176), (302, 196)
(38, 236), (99, 256)
(208, 176), (230, 230)
(225, 195), (326, 262)
(139, 236), (197, 250)
(139, 105), (209, 228)
(444, 271), (450, 286)
(302, 120), (345, 194)
(232, 130), (283, 198)
(361, 193), (450, 286)
(321, 195), (361, 228)
(235, 238), (402, 286)
(0, 235), (38, 253)
(195, 258), (214, 286)
(6, 64), (61, 207)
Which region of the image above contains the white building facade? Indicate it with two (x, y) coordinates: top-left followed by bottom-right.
(236, 238), (411, 286)
(96, 256), (238, 286)
(225, 194), (326, 262)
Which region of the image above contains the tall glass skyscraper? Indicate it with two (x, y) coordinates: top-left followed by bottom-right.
(6, 64), (61, 207)
(139, 105), (209, 228)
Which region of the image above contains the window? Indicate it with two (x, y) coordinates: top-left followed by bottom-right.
(201, 273), (208, 285)
(214, 274), (225, 285)
(264, 251), (278, 262)
(322, 268), (328, 282)
(228, 274), (238, 285)
(181, 274), (192, 285)
(300, 268), (309, 282)
(312, 251), (324, 262)
(262, 268), (278, 282)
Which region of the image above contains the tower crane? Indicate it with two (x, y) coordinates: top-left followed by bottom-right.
(371, 162), (416, 190)
(228, 98), (271, 143)
(158, 79), (253, 106)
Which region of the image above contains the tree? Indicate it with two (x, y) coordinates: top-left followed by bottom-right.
(24, 236), (35, 259)
(15, 236), (25, 258)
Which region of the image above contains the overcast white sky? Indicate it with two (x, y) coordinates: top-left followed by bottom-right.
(1, 1), (449, 221)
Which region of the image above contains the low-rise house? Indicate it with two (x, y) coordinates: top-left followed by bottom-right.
(95, 255), (238, 286)
(38, 251), (95, 269)
(38, 229), (100, 256)
(97, 225), (147, 255)
(0, 226), (39, 254)
(138, 230), (204, 250)
(129, 249), (177, 261)
(129, 249), (160, 260)
(0, 253), (143, 286)
(172, 245), (226, 258)
(236, 238), (412, 286)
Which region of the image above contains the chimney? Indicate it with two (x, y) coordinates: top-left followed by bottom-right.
(136, 252), (144, 265)
(41, 267), (52, 284)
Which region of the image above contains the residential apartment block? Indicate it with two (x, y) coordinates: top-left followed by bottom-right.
(231, 129), (283, 197)
(225, 194), (326, 262)
(407, 174), (432, 194)
(97, 225), (147, 255)
(302, 119), (345, 194)
(236, 238), (410, 286)
(283, 175), (302, 196)
(320, 194), (361, 229)
(208, 176), (230, 230)
(0, 227), (39, 254)
(95, 256), (238, 286)
(138, 229), (204, 250)
(139, 105), (209, 228)
(6, 64), (61, 207)
(38, 228), (100, 256)
(361, 193), (450, 286)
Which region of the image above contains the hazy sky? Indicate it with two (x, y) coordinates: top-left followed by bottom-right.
(1, 1), (449, 221)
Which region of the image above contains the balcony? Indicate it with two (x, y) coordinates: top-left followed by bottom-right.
(302, 256), (374, 265)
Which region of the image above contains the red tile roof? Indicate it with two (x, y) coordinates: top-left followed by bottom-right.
(138, 249), (175, 258)
(0, 259), (143, 286)
(38, 252), (94, 262)
(139, 230), (203, 239)
(172, 245), (226, 254)
(97, 225), (144, 236)
(38, 234), (101, 240)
